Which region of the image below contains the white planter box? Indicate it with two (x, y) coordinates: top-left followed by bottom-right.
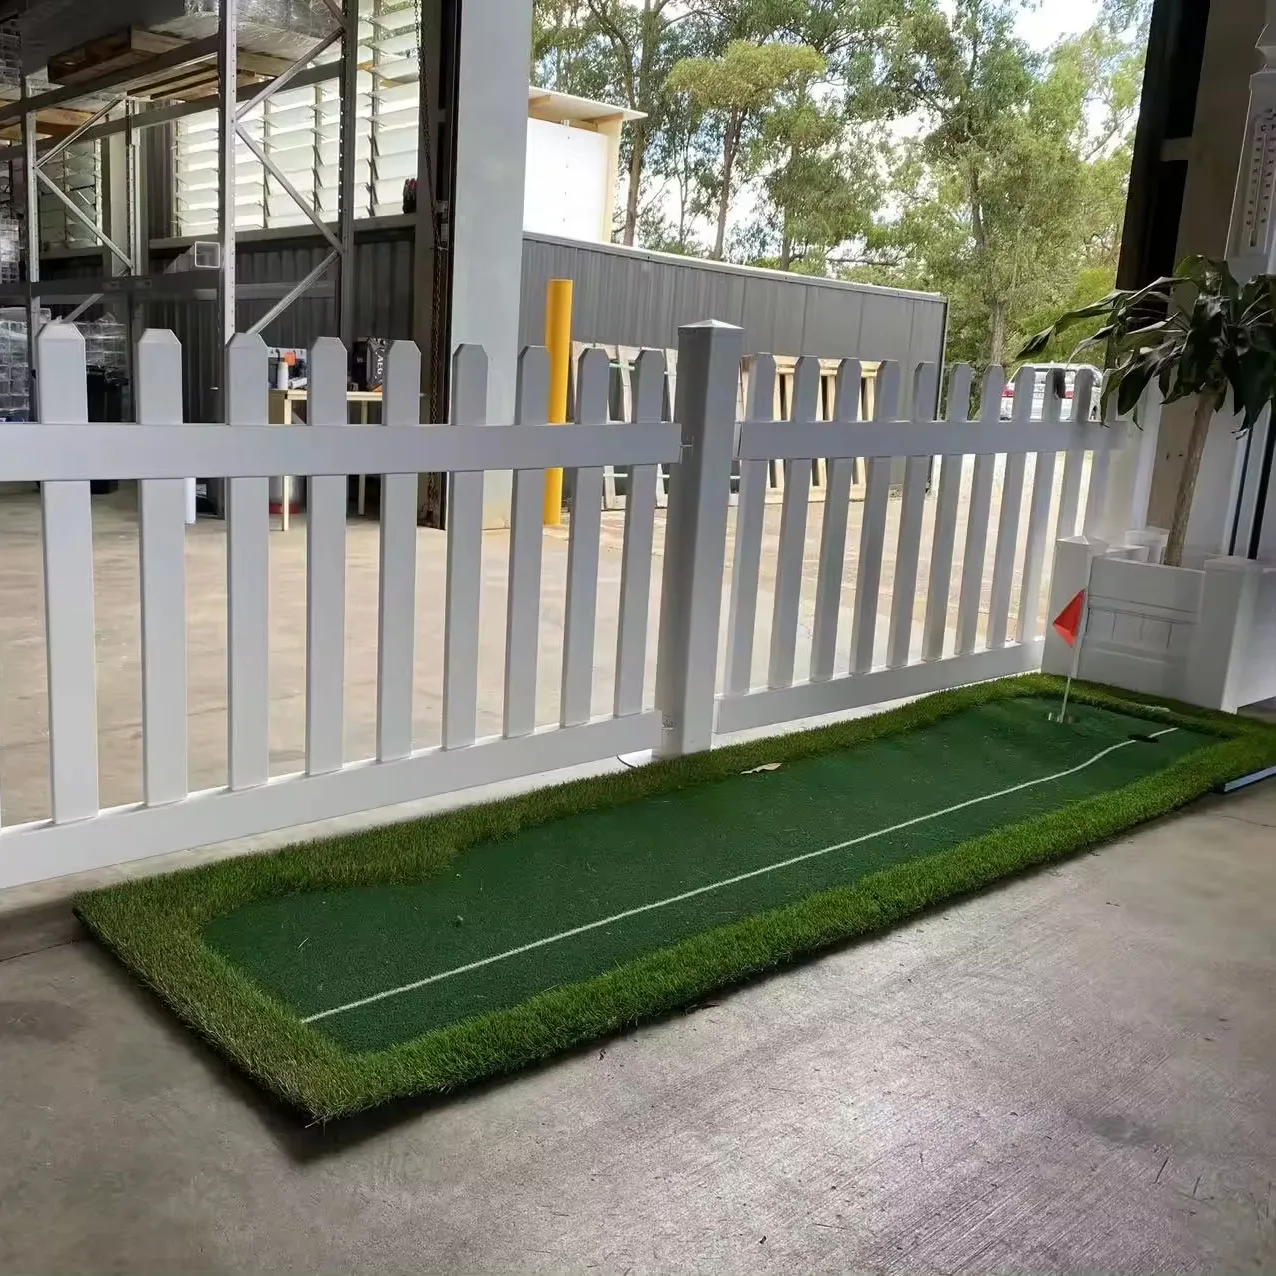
(1043, 537), (1276, 713)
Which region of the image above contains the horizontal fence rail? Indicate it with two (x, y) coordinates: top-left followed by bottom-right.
(0, 320), (1131, 892)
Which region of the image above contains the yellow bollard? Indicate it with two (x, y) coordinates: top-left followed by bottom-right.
(543, 278), (573, 526)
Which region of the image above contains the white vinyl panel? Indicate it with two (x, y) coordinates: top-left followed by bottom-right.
(922, 364), (974, 661)
(849, 362), (901, 675)
(810, 360), (862, 682)
(955, 368), (1005, 655)
(1057, 369), (1097, 538)
(767, 356), (819, 689)
(377, 341), (422, 761)
(887, 363), (938, 668)
(614, 350), (664, 718)
(988, 367), (1035, 649)
(225, 335), (272, 790)
(304, 338), (349, 775)
(561, 348), (608, 727)
(723, 354), (775, 696)
(135, 330), (189, 806)
(504, 346), (550, 739)
(35, 325), (99, 824)
(1016, 380), (1064, 644)
(442, 345), (487, 749)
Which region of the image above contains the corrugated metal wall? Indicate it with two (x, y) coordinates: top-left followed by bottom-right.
(137, 224), (945, 419)
(520, 233), (947, 370)
(149, 230), (417, 419)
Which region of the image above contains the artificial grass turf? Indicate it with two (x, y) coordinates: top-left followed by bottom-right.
(75, 675), (1276, 1119)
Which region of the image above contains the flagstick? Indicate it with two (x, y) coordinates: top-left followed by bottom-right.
(1056, 552), (1096, 723)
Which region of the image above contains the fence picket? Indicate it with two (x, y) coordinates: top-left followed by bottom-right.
(1057, 368), (1096, 538)
(724, 354), (775, 696)
(36, 325), (99, 824)
(614, 350), (664, 717)
(503, 347), (550, 739)
(922, 364), (974, 661)
(987, 367), (1034, 649)
(441, 346), (487, 749)
(810, 359), (862, 681)
(225, 334), (271, 790)
(768, 356), (819, 688)
(377, 341), (422, 761)
(1015, 375), (1063, 643)
(304, 338), (349, 775)
(1083, 383), (1116, 539)
(887, 363), (939, 668)
(955, 367), (1004, 655)
(136, 330), (189, 806)
(561, 348), (608, 727)
(849, 361), (901, 675)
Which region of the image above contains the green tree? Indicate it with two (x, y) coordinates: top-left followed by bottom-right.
(848, 0), (1143, 369)
(755, 90), (879, 270)
(668, 39), (827, 259)
(568, 0), (707, 245)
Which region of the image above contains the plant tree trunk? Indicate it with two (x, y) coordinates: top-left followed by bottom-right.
(622, 139), (643, 246)
(1164, 394), (1216, 568)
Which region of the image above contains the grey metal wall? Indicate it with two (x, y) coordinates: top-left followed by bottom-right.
(149, 230), (416, 420)
(136, 223), (945, 418)
(520, 232), (948, 371)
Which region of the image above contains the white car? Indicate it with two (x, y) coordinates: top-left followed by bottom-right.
(1000, 364), (1103, 422)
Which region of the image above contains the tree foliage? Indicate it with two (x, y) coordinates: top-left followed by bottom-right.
(531, 0), (1149, 368)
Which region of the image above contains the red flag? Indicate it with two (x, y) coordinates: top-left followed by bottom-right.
(1053, 589), (1086, 646)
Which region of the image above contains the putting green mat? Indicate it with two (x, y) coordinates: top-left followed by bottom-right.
(75, 677), (1276, 1118)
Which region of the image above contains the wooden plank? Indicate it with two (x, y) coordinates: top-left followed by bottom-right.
(503, 347), (550, 739)
(303, 339), (349, 776)
(1057, 369), (1097, 538)
(225, 335), (271, 790)
(810, 360), (862, 682)
(921, 364), (974, 661)
(36, 326), (99, 825)
(1084, 382), (1116, 539)
(987, 367), (1035, 649)
(135, 330), (189, 807)
(1016, 383), (1063, 644)
(955, 367), (1004, 656)
(614, 350), (664, 718)
(849, 362), (901, 675)
(767, 357), (819, 689)
(442, 346), (487, 750)
(561, 349), (608, 727)
(377, 341), (421, 762)
(887, 363), (938, 669)
(723, 354), (775, 697)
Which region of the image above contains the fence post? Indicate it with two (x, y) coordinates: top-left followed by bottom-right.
(655, 319), (743, 757)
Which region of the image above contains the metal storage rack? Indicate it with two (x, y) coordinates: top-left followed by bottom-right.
(0, 0), (361, 416)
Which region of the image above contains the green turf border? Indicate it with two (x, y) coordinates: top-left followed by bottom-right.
(75, 674), (1276, 1119)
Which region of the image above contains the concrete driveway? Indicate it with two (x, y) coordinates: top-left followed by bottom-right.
(0, 781), (1272, 1273)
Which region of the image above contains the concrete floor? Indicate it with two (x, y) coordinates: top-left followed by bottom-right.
(0, 782), (1272, 1272)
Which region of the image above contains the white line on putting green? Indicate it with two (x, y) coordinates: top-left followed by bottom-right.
(302, 728), (1177, 1024)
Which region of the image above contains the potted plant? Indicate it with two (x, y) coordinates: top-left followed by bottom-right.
(1020, 254), (1274, 567)
(1025, 255), (1276, 713)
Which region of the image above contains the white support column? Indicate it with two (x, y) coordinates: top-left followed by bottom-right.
(449, 0), (534, 527)
(655, 320), (742, 757)
(1221, 1), (1276, 561)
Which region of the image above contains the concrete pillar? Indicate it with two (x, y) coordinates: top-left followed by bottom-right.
(449, 0), (534, 528)
(1146, 0), (1267, 553)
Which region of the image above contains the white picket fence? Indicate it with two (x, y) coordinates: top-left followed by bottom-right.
(0, 319), (1117, 891)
